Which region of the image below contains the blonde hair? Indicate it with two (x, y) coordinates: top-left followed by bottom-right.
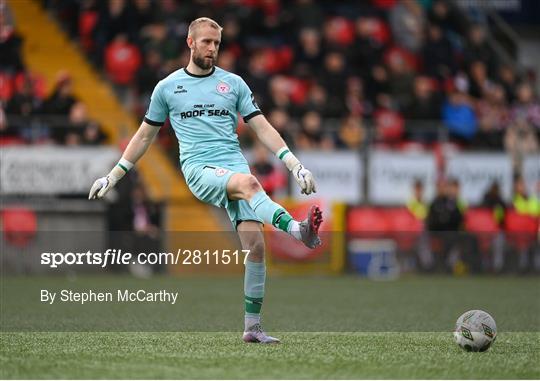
(188, 17), (222, 38)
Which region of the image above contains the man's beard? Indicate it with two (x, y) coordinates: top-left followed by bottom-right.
(193, 53), (214, 70)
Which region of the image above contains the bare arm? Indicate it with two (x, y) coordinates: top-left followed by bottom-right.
(88, 121), (160, 199)
(248, 114), (288, 155)
(121, 121), (161, 164)
(248, 114), (317, 194)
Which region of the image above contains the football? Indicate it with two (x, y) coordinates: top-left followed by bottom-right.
(454, 310), (497, 352)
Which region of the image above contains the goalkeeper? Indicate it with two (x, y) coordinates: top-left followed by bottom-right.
(89, 17), (322, 344)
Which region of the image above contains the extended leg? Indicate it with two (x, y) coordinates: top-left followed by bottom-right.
(228, 173), (322, 248)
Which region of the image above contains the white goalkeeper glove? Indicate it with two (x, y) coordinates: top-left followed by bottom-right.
(276, 147), (317, 195)
(292, 163), (317, 195)
(88, 159), (133, 200)
(88, 175), (118, 199)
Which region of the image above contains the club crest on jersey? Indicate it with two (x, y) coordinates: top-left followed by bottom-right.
(216, 82), (230, 94)
(215, 168), (229, 177)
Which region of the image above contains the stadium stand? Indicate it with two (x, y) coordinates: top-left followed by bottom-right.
(42, 0), (539, 159)
(2, 0), (538, 275)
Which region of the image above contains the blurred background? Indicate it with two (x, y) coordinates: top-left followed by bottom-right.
(1, 0), (539, 283)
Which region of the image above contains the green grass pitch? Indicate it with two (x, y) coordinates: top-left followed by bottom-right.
(1, 275), (539, 379)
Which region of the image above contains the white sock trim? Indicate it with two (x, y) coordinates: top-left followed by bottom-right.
(287, 220), (301, 240)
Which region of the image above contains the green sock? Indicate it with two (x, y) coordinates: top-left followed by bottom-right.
(244, 260), (265, 330)
(248, 191), (293, 232)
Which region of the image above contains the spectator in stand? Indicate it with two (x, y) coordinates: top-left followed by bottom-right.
(0, 5), (24, 73)
(463, 24), (496, 74)
(132, 48), (163, 115)
(318, 51), (348, 118)
(264, 75), (293, 115)
(155, 0), (192, 31)
(94, 0), (135, 59)
(427, 178), (465, 272)
(365, 64), (390, 105)
(139, 23), (181, 69)
(422, 23), (455, 79)
(498, 64), (518, 104)
(54, 101), (85, 144)
(349, 17), (386, 77)
(405, 75), (443, 142)
(510, 83), (540, 132)
(468, 60), (492, 99)
(373, 96), (405, 143)
(505, 83), (540, 166)
(294, 28), (324, 78)
(6, 75), (41, 118)
(132, 0), (158, 35)
(407, 179), (428, 221)
(387, 49), (415, 111)
(220, 17), (243, 58)
(389, 0), (425, 53)
(335, 115), (365, 149)
(301, 82), (345, 119)
(512, 175), (540, 217)
(72, 102), (101, 144)
(345, 77), (373, 118)
(480, 181), (507, 271)
(288, 0), (324, 32)
(267, 108), (295, 148)
(250, 142), (287, 198)
(481, 181), (506, 225)
(427, 0), (469, 37)
(81, 121), (106, 145)
(42, 72), (77, 115)
(473, 83), (509, 150)
(442, 74), (477, 144)
(105, 34), (141, 88)
(296, 110), (334, 150)
(243, 51), (270, 105)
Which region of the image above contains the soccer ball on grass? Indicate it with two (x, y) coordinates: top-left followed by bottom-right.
(454, 310), (497, 352)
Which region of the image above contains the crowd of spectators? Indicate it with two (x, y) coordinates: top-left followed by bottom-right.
(0, 1), (105, 146)
(47, 0), (540, 164)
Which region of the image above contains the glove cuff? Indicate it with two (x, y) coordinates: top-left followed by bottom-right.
(108, 158), (134, 183)
(276, 147), (301, 172)
(108, 165), (125, 184)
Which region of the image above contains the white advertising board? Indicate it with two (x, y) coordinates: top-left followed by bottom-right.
(445, 153), (513, 203)
(369, 150), (437, 205)
(292, 151), (363, 203)
(1, 146), (119, 195)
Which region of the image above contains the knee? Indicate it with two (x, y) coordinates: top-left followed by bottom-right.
(242, 175), (262, 199)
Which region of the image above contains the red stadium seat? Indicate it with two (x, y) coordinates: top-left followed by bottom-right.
(1, 207), (38, 247)
(0, 136), (25, 146)
(347, 207), (390, 237)
(374, 109), (404, 142)
(105, 40), (141, 85)
(79, 10), (99, 52)
(504, 210), (539, 251)
(0, 73), (14, 101)
(13, 72), (47, 100)
(465, 208), (500, 252)
(385, 208), (424, 251)
(465, 208), (499, 232)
